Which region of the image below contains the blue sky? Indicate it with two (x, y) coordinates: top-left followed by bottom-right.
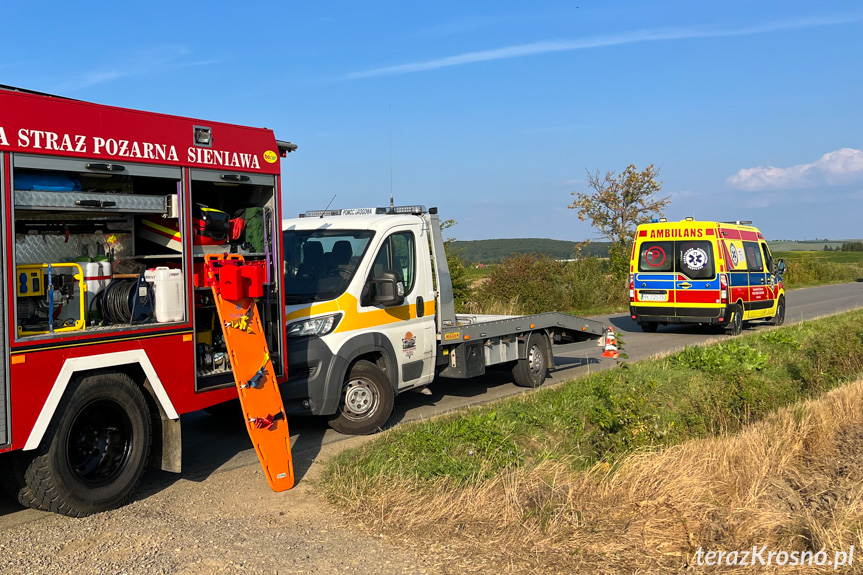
(2, 1), (862, 242)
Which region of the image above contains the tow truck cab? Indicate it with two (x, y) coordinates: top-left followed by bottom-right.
(280, 206), (437, 434)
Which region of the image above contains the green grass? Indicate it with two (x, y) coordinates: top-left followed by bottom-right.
(776, 251), (863, 287)
(768, 240), (852, 251)
(463, 266), (492, 281)
(775, 250), (863, 264)
(322, 310), (863, 492)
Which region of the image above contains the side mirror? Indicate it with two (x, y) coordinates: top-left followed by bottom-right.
(776, 259), (786, 275)
(370, 270), (405, 306)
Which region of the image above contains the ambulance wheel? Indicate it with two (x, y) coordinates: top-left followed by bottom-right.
(13, 372), (152, 517)
(727, 304), (743, 336)
(328, 360), (395, 435)
(513, 333), (549, 388)
(771, 296), (786, 326)
(640, 322), (659, 333)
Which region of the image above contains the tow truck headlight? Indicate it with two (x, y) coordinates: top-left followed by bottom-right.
(286, 313), (341, 338)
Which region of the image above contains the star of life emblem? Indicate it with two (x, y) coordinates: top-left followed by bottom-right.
(683, 247), (708, 271)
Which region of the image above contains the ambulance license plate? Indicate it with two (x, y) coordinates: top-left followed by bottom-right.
(641, 292), (666, 301)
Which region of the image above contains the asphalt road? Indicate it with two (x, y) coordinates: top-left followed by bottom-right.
(2, 281), (862, 528)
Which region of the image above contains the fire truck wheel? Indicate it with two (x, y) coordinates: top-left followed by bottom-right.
(771, 296), (786, 327)
(328, 360), (395, 435)
(727, 304), (743, 336)
(20, 372), (152, 517)
(512, 333), (549, 388)
(640, 322), (659, 333)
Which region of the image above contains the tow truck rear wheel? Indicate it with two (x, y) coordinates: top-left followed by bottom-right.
(512, 333), (549, 388)
(8, 372), (151, 517)
(328, 360), (395, 435)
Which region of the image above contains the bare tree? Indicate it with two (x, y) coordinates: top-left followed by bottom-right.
(569, 164), (669, 279)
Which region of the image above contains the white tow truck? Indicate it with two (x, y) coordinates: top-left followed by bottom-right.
(280, 205), (605, 434)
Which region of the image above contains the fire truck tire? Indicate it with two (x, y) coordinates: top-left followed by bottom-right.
(327, 360), (394, 435)
(771, 296), (786, 327)
(512, 333), (549, 388)
(640, 322), (659, 333)
(18, 372), (152, 517)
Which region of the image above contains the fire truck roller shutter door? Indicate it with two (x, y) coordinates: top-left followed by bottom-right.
(0, 239), (7, 447)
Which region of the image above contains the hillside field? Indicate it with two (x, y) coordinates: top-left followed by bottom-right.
(450, 238), (862, 265)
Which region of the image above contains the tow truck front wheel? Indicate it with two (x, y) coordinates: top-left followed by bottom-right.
(328, 360), (395, 435)
(512, 333), (549, 388)
(8, 372), (152, 517)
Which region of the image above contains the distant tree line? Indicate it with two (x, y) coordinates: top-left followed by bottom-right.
(823, 242), (863, 252)
(449, 238), (610, 264)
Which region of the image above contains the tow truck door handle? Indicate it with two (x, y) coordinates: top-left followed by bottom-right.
(416, 296), (424, 317)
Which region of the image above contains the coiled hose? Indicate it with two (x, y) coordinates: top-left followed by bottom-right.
(102, 279), (152, 324)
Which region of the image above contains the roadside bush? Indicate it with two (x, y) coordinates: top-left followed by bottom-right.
(467, 254), (627, 315)
(469, 254), (566, 315)
(782, 254), (863, 286)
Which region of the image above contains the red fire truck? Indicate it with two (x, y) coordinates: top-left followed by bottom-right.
(0, 85), (295, 516)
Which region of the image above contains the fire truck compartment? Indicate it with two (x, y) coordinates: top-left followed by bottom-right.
(9, 155), (284, 389)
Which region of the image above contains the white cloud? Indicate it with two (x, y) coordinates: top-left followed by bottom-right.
(50, 45), (222, 93)
(726, 148), (863, 191)
(348, 13), (863, 79)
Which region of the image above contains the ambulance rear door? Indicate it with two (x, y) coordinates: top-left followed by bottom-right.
(673, 238), (719, 308)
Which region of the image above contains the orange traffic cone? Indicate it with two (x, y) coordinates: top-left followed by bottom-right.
(601, 327), (620, 358)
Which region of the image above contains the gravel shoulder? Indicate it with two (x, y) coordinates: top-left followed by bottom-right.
(0, 436), (450, 575)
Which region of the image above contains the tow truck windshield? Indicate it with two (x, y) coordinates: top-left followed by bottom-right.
(283, 228), (374, 303)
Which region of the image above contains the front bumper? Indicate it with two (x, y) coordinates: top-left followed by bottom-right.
(281, 336), (341, 416)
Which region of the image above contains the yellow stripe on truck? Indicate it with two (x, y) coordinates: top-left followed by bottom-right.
(285, 300), (341, 321)
(285, 294), (436, 333)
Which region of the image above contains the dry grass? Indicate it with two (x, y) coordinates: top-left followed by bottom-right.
(331, 380), (863, 574)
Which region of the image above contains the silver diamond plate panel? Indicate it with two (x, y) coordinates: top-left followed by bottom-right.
(15, 190), (167, 213)
(15, 214), (134, 264)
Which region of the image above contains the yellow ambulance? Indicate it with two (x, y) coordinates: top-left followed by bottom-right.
(629, 218), (786, 335)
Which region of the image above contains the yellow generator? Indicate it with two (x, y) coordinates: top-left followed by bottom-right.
(16, 263), (86, 336)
